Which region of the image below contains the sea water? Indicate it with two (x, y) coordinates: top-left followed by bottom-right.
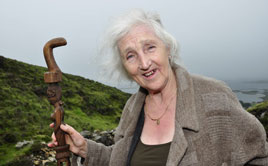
(225, 80), (268, 103)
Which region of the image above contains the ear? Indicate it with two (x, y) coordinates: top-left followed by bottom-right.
(166, 46), (172, 62)
(166, 44), (171, 54)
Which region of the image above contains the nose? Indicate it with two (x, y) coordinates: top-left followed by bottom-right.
(138, 54), (151, 71)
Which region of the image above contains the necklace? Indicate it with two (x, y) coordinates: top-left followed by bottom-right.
(145, 93), (176, 125)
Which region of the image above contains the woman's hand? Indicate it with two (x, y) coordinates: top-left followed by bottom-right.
(48, 123), (88, 158)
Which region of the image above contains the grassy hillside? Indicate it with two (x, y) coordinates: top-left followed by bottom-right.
(247, 101), (268, 136)
(0, 55), (130, 165)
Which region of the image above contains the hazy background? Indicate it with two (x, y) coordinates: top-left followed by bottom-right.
(1, 0), (267, 91)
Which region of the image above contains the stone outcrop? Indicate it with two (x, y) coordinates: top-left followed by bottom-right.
(12, 129), (115, 166)
(81, 129), (115, 146)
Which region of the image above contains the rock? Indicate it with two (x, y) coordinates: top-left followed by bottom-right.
(48, 156), (56, 162)
(34, 160), (40, 165)
(49, 151), (56, 157)
(94, 135), (102, 141)
(100, 131), (108, 135)
(80, 130), (92, 139)
(42, 159), (49, 165)
(80, 129), (115, 146)
(261, 112), (266, 119)
(15, 140), (34, 148)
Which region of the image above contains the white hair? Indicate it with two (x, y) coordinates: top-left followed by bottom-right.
(99, 9), (181, 82)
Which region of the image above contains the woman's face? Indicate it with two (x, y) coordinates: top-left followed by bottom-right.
(118, 25), (171, 93)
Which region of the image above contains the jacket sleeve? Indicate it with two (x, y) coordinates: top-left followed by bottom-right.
(71, 94), (136, 166)
(216, 80), (268, 165)
(246, 149), (268, 166)
(244, 118), (268, 166)
(230, 106), (268, 166)
(71, 139), (113, 166)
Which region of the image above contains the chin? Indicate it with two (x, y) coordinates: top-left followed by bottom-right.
(144, 84), (165, 93)
(138, 78), (168, 93)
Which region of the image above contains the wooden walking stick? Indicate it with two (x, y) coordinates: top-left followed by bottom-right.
(43, 37), (71, 166)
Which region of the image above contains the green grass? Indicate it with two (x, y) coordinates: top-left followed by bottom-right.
(247, 101), (268, 113)
(64, 107), (120, 131)
(247, 101), (268, 134)
(0, 144), (32, 166)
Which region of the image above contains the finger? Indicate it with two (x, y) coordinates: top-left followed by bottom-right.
(47, 142), (54, 147)
(47, 141), (58, 147)
(61, 124), (84, 145)
(49, 123), (55, 128)
(51, 132), (56, 142)
(48, 134), (58, 147)
(64, 133), (72, 144)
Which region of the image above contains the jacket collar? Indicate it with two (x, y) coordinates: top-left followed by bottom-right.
(172, 63), (199, 132)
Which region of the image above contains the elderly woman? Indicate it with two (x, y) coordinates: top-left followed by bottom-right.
(48, 9), (268, 166)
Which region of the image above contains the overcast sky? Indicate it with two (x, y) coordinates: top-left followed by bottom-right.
(0, 0), (267, 90)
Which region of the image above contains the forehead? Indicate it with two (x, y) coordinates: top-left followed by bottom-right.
(118, 25), (162, 50)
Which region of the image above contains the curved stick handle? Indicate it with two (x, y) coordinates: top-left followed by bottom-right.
(43, 37), (67, 83)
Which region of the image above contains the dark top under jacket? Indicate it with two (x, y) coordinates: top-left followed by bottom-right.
(127, 105), (171, 166)
(130, 139), (171, 166)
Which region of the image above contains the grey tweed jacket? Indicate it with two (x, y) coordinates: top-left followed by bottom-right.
(72, 63), (268, 166)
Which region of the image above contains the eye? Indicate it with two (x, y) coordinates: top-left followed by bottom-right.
(147, 45), (156, 52)
(126, 54), (134, 60)
(126, 52), (136, 61)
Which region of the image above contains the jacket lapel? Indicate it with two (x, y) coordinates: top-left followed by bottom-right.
(110, 88), (147, 166)
(124, 88), (147, 137)
(166, 63), (199, 166)
(166, 122), (188, 166)
(173, 63), (199, 132)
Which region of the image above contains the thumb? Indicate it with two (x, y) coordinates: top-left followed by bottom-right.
(60, 124), (84, 142)
(60, 124), (70, 133)
(60, 124), (76, 136)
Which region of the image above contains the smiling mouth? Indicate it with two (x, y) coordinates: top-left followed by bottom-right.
(143, 69), (156, 77)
